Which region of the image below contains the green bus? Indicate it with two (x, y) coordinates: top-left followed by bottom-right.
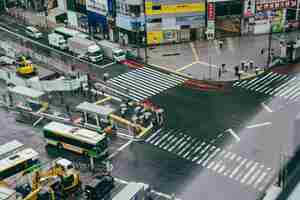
(43, 122), (108, 158)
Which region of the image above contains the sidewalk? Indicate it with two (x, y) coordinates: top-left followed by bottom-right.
(4, 8), (299, 82)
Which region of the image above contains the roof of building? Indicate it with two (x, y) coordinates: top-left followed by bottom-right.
(112, 182), (147, 200)
(76, 102), (115, 116)
(9, 86), (44, 98)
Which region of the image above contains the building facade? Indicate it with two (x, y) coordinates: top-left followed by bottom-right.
(145, 0), (206, 45)
(115, 0), (145, 45)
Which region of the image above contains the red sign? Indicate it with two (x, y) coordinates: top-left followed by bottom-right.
(207, 3), (215, 21)
(256, 0), (296, 11)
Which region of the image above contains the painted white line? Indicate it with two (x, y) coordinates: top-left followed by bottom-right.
(188, 142), (206, 160)
(197, 146), (215, 164)
(245, 72), (274, 89)
(261, 102), (273, 113)
(241, 162), (258, 183)
(230, 158), (248, 178)
(177, 138), (197, 156)
(230, 153), (237, 160)
(279, 81), (300, 98)
(174, 136), (192, 153)
(274, 78), (298, 96)
(108, 140), (133, 159)
(168, 135), (188, 152)
(159, 134), (176, 148)
(145, 129), (162, 143)
(224, 152), (232, 159)
(247, 168), (262, 185)
(235, 160), (254, 181)
(226, 129), (240, 142)
(163, 133), (182, 150)
(218, 165), (226, 173)
(287, 87), (300, 100)
(153, 132), (171, 146)
(246, 122), (272, 129)
(261, 74), (288, 93)
(203, 148), (221, 167)
(182, 141), (201, 159)
(255, 74), (282, 92)
(254, 171), (267, 189)
(269, 76), (297, 95)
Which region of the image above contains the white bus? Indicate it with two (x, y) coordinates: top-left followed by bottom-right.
(43, 122), (108, 158)
(0, 148), (39, 180)
(53, 27), (88, 40)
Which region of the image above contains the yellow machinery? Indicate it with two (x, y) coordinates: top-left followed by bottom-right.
(16, 56), (37, 77)
(23, 158), (81, 200)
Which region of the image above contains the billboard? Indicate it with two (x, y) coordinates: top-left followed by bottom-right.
(86, 0), (108, 16)
(147, 31), (163, 44)
(145, 2), (205, 15)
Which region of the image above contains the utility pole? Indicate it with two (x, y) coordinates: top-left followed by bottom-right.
(266, 20), (273, 69)
(143, 0), (148, 64)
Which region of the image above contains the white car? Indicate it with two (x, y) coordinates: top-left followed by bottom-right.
(25, 26), (43, 39)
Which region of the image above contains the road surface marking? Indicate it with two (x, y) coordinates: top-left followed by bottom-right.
(108, 140), (133, 159)
(261, 102), (273, 113)
(177, 138), (197, 156)
(224, 152), (232, 159)
(197, 146), (215, 164)
(253, 171), (267, 188)
(153, 132), (171, 146)
(182, 140), (201, 158)
(241, 162), (259, 183)
(255, 74), (282, 92)
(263, 75), (290, 94)
(226, 129), (240, 142)
(188, 142), (206, 160)
(270, 77), (297, 95)
(246, 122), (272, 129)
(247, 168), (261, 185)
(190, 42), (200, 62)
(250, 73), (278, 91)
(145, 129), (162, 142)
(274, 79), (298, 96)
(279, 81), (300, 98)
(173, 136), (192, 153)
(230, 153), (237, 160)
(245, 72), (273, 89)
(286, 86), (300, 100)
(159, 134), (176, 148)
(176, 61), (199, 73)
(229, 158), (248, 178)
(168, 134), (187, 152)
(203, 148), (221, 167)
(235, 160), (253, 181)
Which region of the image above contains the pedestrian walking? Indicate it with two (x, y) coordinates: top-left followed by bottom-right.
(241, 60), (245, 71)
(218, 67), (222, 79)
(249, 60), (254, 71)
(221, 63), (226, 73)
(234, 66), (239, 76)
(103, 73), (109, 82)
(218, 40), (224, 49)
(260, 48), (264, 55)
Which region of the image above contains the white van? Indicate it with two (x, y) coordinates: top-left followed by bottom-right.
(25, 26), (42, 39)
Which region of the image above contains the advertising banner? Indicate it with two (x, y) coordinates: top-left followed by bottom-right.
(145, 2), (205, 15)
(86, 0), (108, 16)
(207, 2), (215, 20)
(256, 0), (296, 11)
(244, 0), (255, 17)
(147, 31), (163, 44)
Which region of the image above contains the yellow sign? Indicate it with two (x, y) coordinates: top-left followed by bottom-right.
(147, 31), (163, 45)
(145, 2), (205, 15)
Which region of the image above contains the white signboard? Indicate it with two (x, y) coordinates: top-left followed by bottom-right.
(86, 0), (108, 15)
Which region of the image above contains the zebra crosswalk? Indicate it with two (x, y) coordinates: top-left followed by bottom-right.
(107, 67), (187, 101)
(233, 71), (300, 101)
(145, 128), (274, 191)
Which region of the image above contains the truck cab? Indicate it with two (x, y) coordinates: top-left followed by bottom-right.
(86, 45), (104, 63)
(112, 49), (126, 62)
(48, 33), (67, 50)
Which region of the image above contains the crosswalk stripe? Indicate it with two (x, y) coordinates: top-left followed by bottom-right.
(218, 165), (226, 174)
(145, 129), (163, 143)
(261, 74), (288, 93)
(110, 78), (156, 97)
(235, 160), (253, 181)
(177, 138), (198, 156)
(202, 148), (221, 167)
(131, 70), (177, 88)
(229, 158), (247, 178)
(153, 131), (172, 146)
(283, 82), (300, 99)
(182, 140), (202, 159)
(244, 72), (273, 89)
(108, 80), (146, 99)
(253, 171), (267, 189)
(188, 142), (207, 160)
(168, 134), (188, 152)
(278, 81), (300, 98)
(174, 136), (192, 154)
(117, 73), (167, 93)
(255, 74), (284, 92)
(163, 132), (183, 150)
(150, 131), (166, 144)
(289, 87), (300, 100)
(247, 167), (262, 185)
(241, 162), (259, 183)
(271, 77), (297, 95)
(229, 153), (237, 160)
(193, 144), (212, 162)
(258, 169), (274, 191)
(158, 131), (179, 148)
(240, 76), (259, 88)
(249, 73), (277, 91)
(198, 146), (216, 165)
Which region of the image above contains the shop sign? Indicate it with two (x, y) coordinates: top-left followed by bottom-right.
(163, 31), (176, 41)
(145, 2), (205, 15)
(244, 0), (255, 17)
(207, 2), (215, 20)
(256, 0), (296, 11)
(147, 31), (163, 44)
(207, 20), (215, 32)
(86, 0), (108, 15)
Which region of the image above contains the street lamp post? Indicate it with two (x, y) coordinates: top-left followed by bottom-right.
(266, 20), (273, 69)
